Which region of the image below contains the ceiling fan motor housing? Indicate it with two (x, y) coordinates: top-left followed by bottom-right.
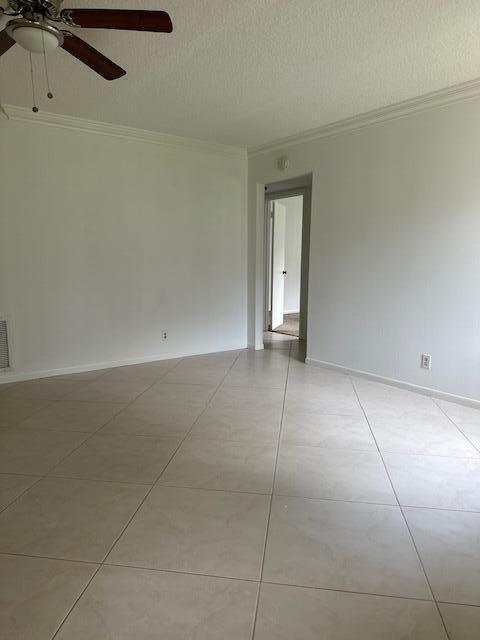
(7, 1), (64, 19)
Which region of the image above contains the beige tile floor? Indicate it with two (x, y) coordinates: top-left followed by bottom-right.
(1, 332), (480, 638)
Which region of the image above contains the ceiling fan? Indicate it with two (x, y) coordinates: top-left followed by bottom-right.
(0, 1), (173, 80)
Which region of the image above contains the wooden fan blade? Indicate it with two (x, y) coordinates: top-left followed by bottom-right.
(0, 29), (15, 57)
(61, 32), (126, 80)
(61, 9), (173, 32)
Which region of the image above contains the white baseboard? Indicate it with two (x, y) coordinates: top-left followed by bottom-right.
(0, 343), (247, 385)
(305, 357), (480, 408)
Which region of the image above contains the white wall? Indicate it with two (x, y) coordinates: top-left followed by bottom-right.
(249, 97), (480, 402)
(0, 114), (247, 380)
(279, 195), (302, 314)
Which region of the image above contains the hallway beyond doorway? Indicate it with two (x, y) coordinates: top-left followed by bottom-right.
(265, 194), (303, 337)
(273, 312), (299, 337)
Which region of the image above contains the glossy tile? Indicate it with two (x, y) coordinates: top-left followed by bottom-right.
(405, 507), (480, 605)
(0, 428), (89, 475)
(275, 445), (396, 503)
(461, 431), (480, 451)
(190, 405), (281, 444)
(371, 416), (479, 457)
(436, 399), (480, 429)
(439, 603), (480, 640)
(49, 369), (109, 382)
(159, 439), (276, 493)
(182, 350), (242, 368)
(284, 386), (362, 417)
(255, 583), (447, 640)
(0, 478), (148, 562)
(286, 365), (350, 388)
(102, 359), (181, 382)
(66, 378), (151, 403)
(0, 474), (39, 511)
(263, 496), (430, 598)
(0, 554), (97, 640)
(286, 380), (355, 399)
(55, 565), (257, 640)
(0, 382), (17, 394)
(4, 348), (480, 639)
(108, 486), (269, 579)
(281, 411), (375, 449)
(210, 386), (284, 412)
(222, 357), (288, 389)
(0, 378), (85, 401)
(436, 400), (480, 451)
(385, 453), (480, 510)
(162, 365), (230, 386)
(140, 382), (217, 406)
(18, 400), (126, 432)
(50, 433), (180, 484)
(354, 379), (444, 420)
(100, 401), (204, 438)
(0, 397), (49, 426)
(236, 349), (289, 365)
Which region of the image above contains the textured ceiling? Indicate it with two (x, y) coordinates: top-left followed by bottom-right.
(1, 0), (480, 147)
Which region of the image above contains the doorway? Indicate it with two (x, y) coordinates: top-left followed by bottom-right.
(265, 194), (304, 338)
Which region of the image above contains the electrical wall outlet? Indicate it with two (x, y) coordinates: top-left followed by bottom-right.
(421, 353), (432, 370)
(162, 330), (168, 340)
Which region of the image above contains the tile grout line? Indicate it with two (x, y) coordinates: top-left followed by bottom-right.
(6, 462), (480, 514)
(0, 475), (45, 517)
(0, 352), (242, 516)
(5, 467), (480, 512)
(3, 363), (191, 640)
(432, 397), (480, 456)
(49, 350), (243, 640)
(7, 348), (475, 635)
(150, 351), (245, 488)
(0, 367), (114, 418)
(0, 361), (183, 516)
(5, 426), (480, 458)
(250, 341), (293, 640)
(8, 366), (176, 510)
(349, 377), (452, 640)
(3, 547), (480, 609)
(5, 347), (477, 635)
(258, 579), (450, 603)
(50, 565), (103, 640)
(36, 356), (192, 478)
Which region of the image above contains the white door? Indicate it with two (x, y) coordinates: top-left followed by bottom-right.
(271, 201), (286, 329)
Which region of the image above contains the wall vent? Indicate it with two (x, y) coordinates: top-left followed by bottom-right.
(0, 319), (10, 370)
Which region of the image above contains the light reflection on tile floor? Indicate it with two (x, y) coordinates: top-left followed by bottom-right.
(0, 332), (479, 638)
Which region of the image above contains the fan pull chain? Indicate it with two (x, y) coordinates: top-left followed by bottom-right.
(41, 27), (54, 100)
(29, 52), (39, 113)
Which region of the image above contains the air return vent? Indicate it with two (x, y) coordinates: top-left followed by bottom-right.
(0, 319), (10, 370)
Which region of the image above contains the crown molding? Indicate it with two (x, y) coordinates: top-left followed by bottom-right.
(248, 77), (480, 157)
(1, 104), (247, 159)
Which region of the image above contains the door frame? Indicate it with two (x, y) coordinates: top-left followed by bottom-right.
(263, 186), (311, 340)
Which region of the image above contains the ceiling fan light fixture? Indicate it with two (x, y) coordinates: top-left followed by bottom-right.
(6, 20), (63, 53)
(0, 6), (173, 81)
